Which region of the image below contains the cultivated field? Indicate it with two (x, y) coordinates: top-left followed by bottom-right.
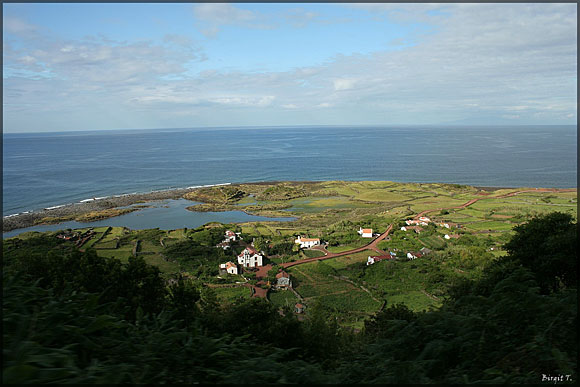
(7, 180), (576, 329)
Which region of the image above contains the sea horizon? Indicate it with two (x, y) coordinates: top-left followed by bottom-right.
(3, 123), (576, 136)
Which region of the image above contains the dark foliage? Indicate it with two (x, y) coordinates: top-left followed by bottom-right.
(503, 212), (577, 293)
(3, 212), (577, 384)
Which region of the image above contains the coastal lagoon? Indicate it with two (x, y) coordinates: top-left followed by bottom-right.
(2, 199), (295, 238)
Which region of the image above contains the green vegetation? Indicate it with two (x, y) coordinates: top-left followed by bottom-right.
(3, 212), (576, 383)
(34, 208), (140, 225)
(183, 185), (248, 204)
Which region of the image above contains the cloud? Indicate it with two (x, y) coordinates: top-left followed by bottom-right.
(4, 36), (203, 86)
(3, 3), (577, 131)
(194, 3), (256, 25)
(284, 8), (320, 28)
(3, 16), (38, 36)
(333, 78), (357, 91)
(192, 3), (273, 37)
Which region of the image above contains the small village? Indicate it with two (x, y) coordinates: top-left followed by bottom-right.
(215, 214), (461, 316)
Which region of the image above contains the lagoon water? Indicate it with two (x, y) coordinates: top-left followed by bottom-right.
(1, 199), (295, 239)
(3, 125), (577, 229)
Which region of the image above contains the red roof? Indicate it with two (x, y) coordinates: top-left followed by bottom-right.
(276, 271), (290, 279)
(295, 303), (304, 308)
(239, 246), (258, 257)
(361, 228), (373, 233)
(226, 230), (235, 236)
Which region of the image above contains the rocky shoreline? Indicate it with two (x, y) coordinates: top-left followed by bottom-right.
(2, 187), (200, 232)
(2, 181), (305, 233)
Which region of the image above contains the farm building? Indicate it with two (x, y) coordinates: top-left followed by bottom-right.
(358, 227), (373, 238)
(216, 241), (230, 250)
(237, 246), (264, 268)
(405, 225), (423, 233)
(224, 230), (238, 242)
(219, 261), (239, 275)
(295, 235), (320, 248)
(407, 252), (424, 260)
(275, 271), (292, 289)
(295, 303), (305, 314)
(366, 255), (392, 265)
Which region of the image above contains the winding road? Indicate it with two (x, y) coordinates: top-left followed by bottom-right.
(248, 187), (575, 298)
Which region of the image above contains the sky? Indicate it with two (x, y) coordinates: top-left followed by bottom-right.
(2, 3), (578, 133)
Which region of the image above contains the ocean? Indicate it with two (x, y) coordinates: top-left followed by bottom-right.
(3, 125), (577, 218)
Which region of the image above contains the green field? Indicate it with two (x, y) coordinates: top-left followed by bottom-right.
(213, 286), (252, 304)
(6, 180), (576, 325)
(268, 289), (300, 308)
(288, 260), (383, 325)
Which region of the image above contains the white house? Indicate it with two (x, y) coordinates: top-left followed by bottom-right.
(237, 246), (263, 268)
(358, 227), (373, 238)
(418, 216), (431, 223)
(224, 230), (237, 242)
(219, 261), (239, 275)
(444, 234), (451, 239)
(295, 236), (320, 249)
(216, 241), (230, 250)
(405, 219), (429, 226)
(407, 252), (424, 260)
(367, 255), (390, 265)
(400, 226), (407, 231)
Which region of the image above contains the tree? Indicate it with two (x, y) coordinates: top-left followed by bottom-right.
(504, 212), (577, 293)
(364, 303), (416, 337)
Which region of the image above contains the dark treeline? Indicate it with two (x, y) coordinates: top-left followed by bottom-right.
(2, 213), (577, 384)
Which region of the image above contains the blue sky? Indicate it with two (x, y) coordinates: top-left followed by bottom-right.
(3, 3), (577, 132)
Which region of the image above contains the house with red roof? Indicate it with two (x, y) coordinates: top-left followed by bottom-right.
(275, 270), (292, 289)
(219, 261), (239, 275)
(224, 230), (237, 242)
(295, 303), (305, 314)
(366, 255), (392, 265)
(358, 227), (373, 238)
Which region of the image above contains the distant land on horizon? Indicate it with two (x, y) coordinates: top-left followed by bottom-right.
(2, 123), (577, 135)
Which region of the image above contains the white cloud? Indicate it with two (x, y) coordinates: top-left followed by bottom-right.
(192, 3), (273, 37)
(285, 8), (320, 28)
(3, 17), (38, 35)
(333, 78), (357, 91)
(3, 3), (577, 131)
(194, 3), (256, 25)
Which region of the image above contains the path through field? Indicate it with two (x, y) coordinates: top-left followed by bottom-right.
(250, 188), (575, 298)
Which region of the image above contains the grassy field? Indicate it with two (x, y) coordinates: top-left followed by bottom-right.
(213, 286), (252, 304)
(288, 260), (383, 325)
(323, 250), (374, 270)
(8, 180), (575, 325)
(268, 289), (300, 308)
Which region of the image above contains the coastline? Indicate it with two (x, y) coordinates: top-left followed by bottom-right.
(2, 184), (230, 233)
(3, 180), (576, 233)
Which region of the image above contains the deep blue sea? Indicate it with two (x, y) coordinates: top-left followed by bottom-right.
(3, 125), (577, 218)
